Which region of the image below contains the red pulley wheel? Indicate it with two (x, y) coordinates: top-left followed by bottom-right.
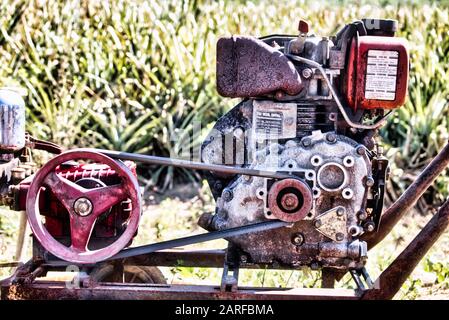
(26, 149), (141, 264)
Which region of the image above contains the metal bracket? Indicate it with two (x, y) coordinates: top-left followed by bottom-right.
(350, 267), (374, 290)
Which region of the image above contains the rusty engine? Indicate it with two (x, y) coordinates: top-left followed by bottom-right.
(199, 18), (408, 270)
(0, 19), (410, 276)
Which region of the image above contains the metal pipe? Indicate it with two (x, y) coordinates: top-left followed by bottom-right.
(362, 140), (449, 249)
(87, 148), (292, 180)
(362, 199), (449, 300)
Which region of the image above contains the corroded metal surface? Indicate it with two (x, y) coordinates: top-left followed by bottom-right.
(362, 199), (449, 300)
(362, 140), (449, 249)
(216, 36), (303, 97)
(1, 281), (361, 300)
(26, 150), (141, 264)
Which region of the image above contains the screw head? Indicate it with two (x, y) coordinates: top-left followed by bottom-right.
(365, 222), (375, 232)
(292, 233), (305, 246)
(366, 177), (375, 187)
(336, 233), (344, 241)
(302, 137), (312, 147)
(356, 146), (365, 156)
(326, 133), (337, 143)
(336, 207), (345, 216)
(73, 197), (93, 217)
(222, 189), (233, 202)
(358, 211), (367, 220)
(313, 219), (322, 228)
(302, 68), (313, 79)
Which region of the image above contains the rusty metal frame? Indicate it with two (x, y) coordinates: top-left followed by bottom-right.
(1, 141), (448, 300)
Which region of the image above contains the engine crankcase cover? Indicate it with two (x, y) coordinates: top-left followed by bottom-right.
(211, 131), (370, 269)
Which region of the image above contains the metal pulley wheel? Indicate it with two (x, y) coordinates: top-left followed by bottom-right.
(26, 150), (141, 264)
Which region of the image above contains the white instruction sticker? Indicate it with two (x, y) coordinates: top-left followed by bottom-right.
(252, 101), (297, 140)
(365, 50), (398, 101)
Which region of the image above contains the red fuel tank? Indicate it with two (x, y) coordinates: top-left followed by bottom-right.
(345, 35), (409, 110)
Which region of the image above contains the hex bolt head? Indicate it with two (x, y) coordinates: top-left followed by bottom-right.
(336, 233), (344, 241)
(222, 189), (233, 202)
(326, 133), (337, 143)
(292, 233), (305, 246)
(302, 137), (312, 147)
(336, 207), (345, 216)
(356, 146), (366, 156)
(313, 219), (322, 228)
(302, 68), (313, 79)
(73, 197), (93, 217)
(366, 177), (375, 187)
(358, 211), (367, 220)
(365, 222), (375, 232)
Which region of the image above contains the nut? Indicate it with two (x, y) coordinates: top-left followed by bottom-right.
(302, 137), (312, 147)
(292, 233), (304, 246)
(336, 233), (344, 241)
(326, 133), (337, 143)
(336, 207), (345, 216)
(302, 68), (313, 79)
(366, 177), (375, 187)
(356, 146), (366, 156)
(73, 197), (93, 217)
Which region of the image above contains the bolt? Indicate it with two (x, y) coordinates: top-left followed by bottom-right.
(326, 132), (337, 143)
(336, 207), (345, 216)
(73, 197), (93, 217)
(292, 233), (304, 246)
(302, 137), (312, 147)
(275, 91), (284, 100)
(240, 255), (248, 264)
(358, 211), (367, 220)
(281, 193), (299, 210)
(336, 233), (344, 241)
(365, 222), (375, 232)
(366, 177), (375, 187)
(222, 189), (233, 202)
(243, 175), (252, 182)
(313, 219), (322, 228)
(233, 127), (244, 139)
(302, 68), (313, 79)
(356, 146), (365, 156)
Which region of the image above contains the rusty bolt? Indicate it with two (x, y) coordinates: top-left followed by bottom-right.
(73, 197), (93, 217)
(356, 146), (366, 156)
(365, 222), (375, 232)
(222, 189), (233, 202)
(292, 233), (304, 246)
(336, 233), (344, 241)
(302, 137), (312, 147)
(302, 68), (313, 79)
(326, 132), (337, 143)
(281, 193), (299, 211)
(366, 177), (375, 187)
(298, 19), (309, 34)
(358, 211), (367, 220)
(313, 219), (322, 228)
(336, 207), (345, 216)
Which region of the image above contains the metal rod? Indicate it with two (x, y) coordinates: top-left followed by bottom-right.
(362, 140), (449, 249)
(109, 220), (290, 260)
(362, 199), (449, 300)
(85, 148), (292, 180)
